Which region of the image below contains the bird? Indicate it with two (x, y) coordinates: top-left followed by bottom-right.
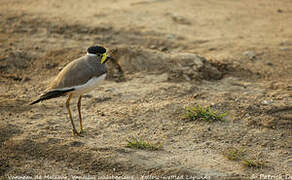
(30, 45), (112, 136)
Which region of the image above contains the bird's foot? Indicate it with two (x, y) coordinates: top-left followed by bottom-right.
(72, 129), (83, 137)
(79, 129), (86, 134)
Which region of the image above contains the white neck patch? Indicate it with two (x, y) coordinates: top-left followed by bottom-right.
(87, 52), (97, 57)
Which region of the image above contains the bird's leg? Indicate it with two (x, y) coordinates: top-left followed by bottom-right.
(77, 95), (84, 134)
(66, 94), (80, 136)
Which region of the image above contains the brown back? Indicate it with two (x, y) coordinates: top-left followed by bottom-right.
(48, 55), (107, 90)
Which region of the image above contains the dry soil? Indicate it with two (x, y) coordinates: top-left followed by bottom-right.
(0, 0), (291, 179)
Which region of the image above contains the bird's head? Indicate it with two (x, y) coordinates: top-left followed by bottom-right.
(87, 46), (111, 64)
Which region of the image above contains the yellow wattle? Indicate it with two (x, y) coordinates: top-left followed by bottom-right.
(101, 53), (107, 64)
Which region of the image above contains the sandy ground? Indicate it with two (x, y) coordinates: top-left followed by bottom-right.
(0, 0), (291, 179)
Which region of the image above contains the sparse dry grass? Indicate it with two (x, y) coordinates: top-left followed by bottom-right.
(224, 147), (266, 168)
(183, 105), (227, 122)
(126, 136), (162, 151)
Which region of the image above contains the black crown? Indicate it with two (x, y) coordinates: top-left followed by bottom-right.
(87, 46), (106, 54)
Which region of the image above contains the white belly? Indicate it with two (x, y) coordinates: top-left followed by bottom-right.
(72, 73), (106, 95)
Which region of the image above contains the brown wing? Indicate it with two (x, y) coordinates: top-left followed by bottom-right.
(48, 55), (106, 90)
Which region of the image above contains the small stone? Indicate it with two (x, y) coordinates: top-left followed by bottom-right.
(279, 47), (289, 51)
(266, 62), (273, 66)
(243, 51), (256, 59)
(149, 45), (156, 49)
(262, 100), (272, 105)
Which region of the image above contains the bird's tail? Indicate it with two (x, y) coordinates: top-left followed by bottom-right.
(30, 88), (74, 105)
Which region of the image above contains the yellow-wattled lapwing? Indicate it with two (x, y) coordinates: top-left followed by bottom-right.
(30, 46), (112, 136)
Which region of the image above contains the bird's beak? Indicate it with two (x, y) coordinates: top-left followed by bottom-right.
(100, 53), (108, 64)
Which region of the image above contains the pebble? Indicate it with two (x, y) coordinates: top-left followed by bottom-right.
(262, 100), (272, 105)
(208, 47), (216, 51)
(279, 47), (289, 51)
(266, 62), (273, 66)
(243, 51), (256, 59)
